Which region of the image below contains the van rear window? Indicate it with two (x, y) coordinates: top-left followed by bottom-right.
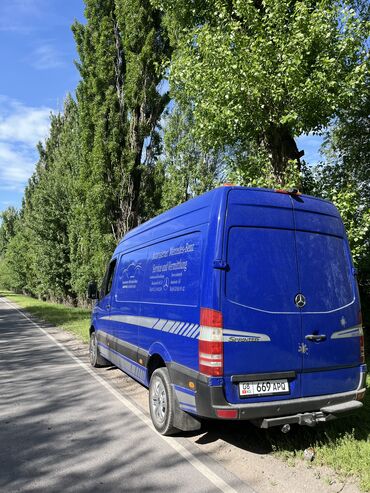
(226, 227), (354, 313)
(296, 232), (353, 311)
(226, 227), (299, 312)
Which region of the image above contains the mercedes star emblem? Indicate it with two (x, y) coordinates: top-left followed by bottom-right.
(295, 293), (306, 308)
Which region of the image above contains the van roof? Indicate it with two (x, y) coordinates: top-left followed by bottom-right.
(115, 186), (339, 253)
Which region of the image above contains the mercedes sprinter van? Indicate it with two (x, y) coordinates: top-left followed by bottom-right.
(88, 186), (367, 435)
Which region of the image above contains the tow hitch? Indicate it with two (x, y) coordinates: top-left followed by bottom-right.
(256, 411), (332, 429)
(252, 400), (363, 429)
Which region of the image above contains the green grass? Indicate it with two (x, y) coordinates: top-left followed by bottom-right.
(266, 382), (370, 491)
(0, 290), (91, 343)
(1, 289), (369, 489)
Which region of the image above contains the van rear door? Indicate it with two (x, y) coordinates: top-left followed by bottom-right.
(222, 190), (302, 404)
(292, 197), (361, 397)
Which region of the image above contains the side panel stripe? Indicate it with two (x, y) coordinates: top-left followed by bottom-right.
(173, 322), (185, 334)
(180, 323), (194, 336)
(106, 314), (200, 339)
(184, 324), (198, 337)
(102, 314), (271, 342)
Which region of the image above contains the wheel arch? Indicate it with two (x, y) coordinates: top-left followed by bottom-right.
(147, 353), (166, 382)
(146, 342), (172, 382)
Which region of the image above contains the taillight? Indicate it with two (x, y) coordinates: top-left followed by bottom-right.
(199, 308), (223, 376)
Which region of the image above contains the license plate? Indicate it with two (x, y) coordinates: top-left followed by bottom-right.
(239, 379), (289, 397)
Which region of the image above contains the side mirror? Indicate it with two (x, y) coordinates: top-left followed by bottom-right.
(87, 280), (99, 300)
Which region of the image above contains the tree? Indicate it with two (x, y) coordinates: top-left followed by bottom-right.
(69, 0), (171, 299)
(160, 105), (224, 210)
(156, 0), (369, 183)
(307, 83), (370, 304)
(28, 101), (78, 301)
(0, 207), (19, 255)
(0, 99), (80, 299)
(115, 0), (172, 228)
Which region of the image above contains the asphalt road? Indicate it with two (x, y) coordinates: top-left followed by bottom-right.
(0, 297), (254, 493)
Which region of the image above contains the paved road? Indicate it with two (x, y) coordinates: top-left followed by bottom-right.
(0, 297), (253, 493)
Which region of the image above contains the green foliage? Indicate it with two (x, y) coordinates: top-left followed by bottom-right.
(156, 0), (369, 180)
(71, 0), (128, 298)
(332, 187), (370, 265)
(0, 207), (19, 254)
(160, 105), (224, 209)
(114, 0), (171, 226)
(225, 142), (302, 190)
(305, 82), (370, 328)
(1, 0), (170, 302)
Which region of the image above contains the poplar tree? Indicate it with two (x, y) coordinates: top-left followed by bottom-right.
(115, 0), (171, 228)
(71, 0), (126, 298)
(70, 0), (170, 298)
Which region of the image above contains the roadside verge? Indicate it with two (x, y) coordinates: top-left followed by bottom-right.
(1, 289), (368, 492)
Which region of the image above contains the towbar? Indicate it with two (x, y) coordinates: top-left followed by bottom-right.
(253, 400), (363, 429)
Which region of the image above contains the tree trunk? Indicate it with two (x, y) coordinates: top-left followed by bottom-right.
(262, 124), (304, 184)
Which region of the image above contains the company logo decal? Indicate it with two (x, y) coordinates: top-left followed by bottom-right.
(294, 293), (306, 308)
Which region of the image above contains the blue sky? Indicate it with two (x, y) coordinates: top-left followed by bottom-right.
(0, 0), (84, 214)
(0, 1), (323, 216)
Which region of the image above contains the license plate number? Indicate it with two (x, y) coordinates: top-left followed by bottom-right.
(239, 379), (289, 397)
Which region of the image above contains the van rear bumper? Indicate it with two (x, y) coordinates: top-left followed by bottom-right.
(194, 366), (367, 422)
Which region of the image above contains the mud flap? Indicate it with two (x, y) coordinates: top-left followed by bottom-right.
(171, 385), (202, 432)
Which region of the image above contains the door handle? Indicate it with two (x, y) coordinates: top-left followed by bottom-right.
(305, 334), (327, 342)
(106, 305), (111, 310)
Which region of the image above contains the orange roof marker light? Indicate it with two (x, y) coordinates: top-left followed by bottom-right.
(275, 188), (301, 195)
(222, 183), (236, 187)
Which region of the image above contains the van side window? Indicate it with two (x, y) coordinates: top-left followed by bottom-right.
(101, 259), (117, 298)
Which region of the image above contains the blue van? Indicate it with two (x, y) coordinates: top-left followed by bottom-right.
(88, 186), (367, 435)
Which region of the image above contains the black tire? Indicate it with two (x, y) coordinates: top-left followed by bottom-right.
(89, 331), (110, 367)
(149, 367), (179, 435)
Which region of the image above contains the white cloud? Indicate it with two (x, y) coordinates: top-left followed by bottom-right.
(0, 143), (36, 183)
(0, 96), (52, 190)
(31, 44), (66, 70)
(0, 97), (51, 146)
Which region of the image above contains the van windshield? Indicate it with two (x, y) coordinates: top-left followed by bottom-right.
(226, 227), (354, 313)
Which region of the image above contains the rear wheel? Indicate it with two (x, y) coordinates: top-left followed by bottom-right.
(149, 367), (179, 435)
(89, 331), (109, 367)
